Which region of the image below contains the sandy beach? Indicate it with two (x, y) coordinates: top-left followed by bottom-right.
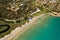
(0, 14), (45, 40)
(48, 12), (60, 17)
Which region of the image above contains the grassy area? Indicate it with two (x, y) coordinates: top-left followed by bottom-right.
(0, 19), (29, 38)
(33, 12), (42, 17)
(33, 5), (50, 17)
(0, 26), (7, 32)
(36, 5), (50, 12)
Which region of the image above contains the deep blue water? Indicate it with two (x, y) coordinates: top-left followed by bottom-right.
(16, 15), (60, 40)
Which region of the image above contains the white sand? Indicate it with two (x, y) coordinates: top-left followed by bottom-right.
(0, 14), (45, 40)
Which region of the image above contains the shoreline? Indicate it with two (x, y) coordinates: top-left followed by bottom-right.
(48, 12), (60, 17)
(12, 14), (45, 40)
(0, 14), (45, 40)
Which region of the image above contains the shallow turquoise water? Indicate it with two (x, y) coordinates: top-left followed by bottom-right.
(16, 15), (60, 40)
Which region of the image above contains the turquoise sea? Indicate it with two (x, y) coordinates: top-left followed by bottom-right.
(15, 15), (60, 40)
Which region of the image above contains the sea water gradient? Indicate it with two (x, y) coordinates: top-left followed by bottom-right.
(16, 15), (60, 40)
